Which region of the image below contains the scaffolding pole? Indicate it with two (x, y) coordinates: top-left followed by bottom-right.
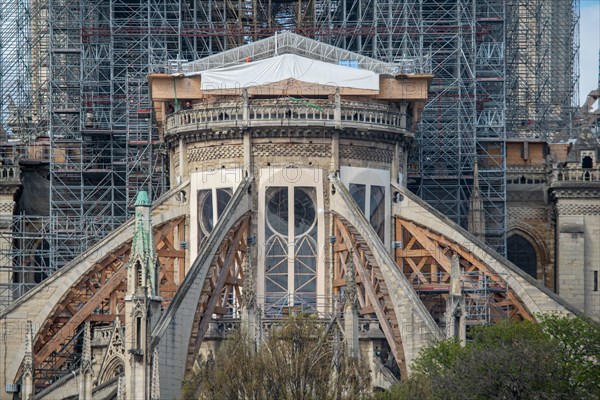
(505, 0), (579, 140)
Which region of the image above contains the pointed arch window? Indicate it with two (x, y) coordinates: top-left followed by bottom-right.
(507, 234), (537, 278)
(349, 183), (386, 242)
(264, 187), (318, 315)
(197, 187), (233, 247)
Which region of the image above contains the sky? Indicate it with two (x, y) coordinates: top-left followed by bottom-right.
(579, 0), (600, 105)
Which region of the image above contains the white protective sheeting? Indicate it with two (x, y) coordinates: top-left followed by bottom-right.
(198, 54), (379, 91)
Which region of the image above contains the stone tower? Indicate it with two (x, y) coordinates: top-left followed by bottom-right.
(124, 191), (161, 399)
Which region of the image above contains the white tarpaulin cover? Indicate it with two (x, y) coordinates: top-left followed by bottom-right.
(198, 54), (379, 91)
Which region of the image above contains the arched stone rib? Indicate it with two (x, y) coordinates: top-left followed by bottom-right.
(329, 175), (442, 373)
(151, 177), (252, 400)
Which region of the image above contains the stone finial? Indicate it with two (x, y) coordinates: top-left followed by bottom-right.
(450, 252), (461, 297)
(134, 190), (151, 207)
(468, 162), (485, 241)
(241, 247), (256, 309)
(81, 321), (92, 373)
(343, 250), (360, 358)
(150, 348), (160, 400)
(345, 250), (358, 310)
(80, 322), (94, 400)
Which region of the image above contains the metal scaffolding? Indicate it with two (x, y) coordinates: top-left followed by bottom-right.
(505, 0), (579, 140)
(0, 0), (580, 306)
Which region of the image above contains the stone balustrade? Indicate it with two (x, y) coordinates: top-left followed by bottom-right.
(506, 166), (548, 184)
(554, 167), (600, 182)
(205, 316), (378, 339)
(165, 99), (406, 136)
(92, 325), (117, 347)
(0, 165), (19, 181)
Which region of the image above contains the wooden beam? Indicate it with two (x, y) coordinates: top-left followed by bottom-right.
(34, 266), (127, 366)
(396, 217), (533, 321)
(334, 218), (407, 375)
(400, 220), (452, 272)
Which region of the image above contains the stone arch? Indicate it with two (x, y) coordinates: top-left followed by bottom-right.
(506, 227), (549, 281)
(98, 355), (125, 385)
(507, 234), (537, 278)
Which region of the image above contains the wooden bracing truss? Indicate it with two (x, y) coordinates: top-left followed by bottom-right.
(30, 217), (187, 389)
(332, 216), (408, 377)
(332, 215), (533, 380)
(395, 217), (532, 323)
(185, 214), (250, 375)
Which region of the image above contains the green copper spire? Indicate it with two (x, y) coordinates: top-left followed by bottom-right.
(135, 190), (152, 207)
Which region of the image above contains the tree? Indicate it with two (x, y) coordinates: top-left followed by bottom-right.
(538, 313), (600, 397)
(182, 316), (372, 400)
(397, 314), (600, 400)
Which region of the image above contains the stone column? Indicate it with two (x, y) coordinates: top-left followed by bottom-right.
(334, 88), (341, 129)
(22, 321), (34, 400)
(552, 183), (600, 318)
(0, 165), (20, 311)
(445, 254), (466, 346)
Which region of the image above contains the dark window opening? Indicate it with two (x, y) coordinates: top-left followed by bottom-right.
(136, 261), (143, 288)
(507, 234), (537, 278)
(594, 271), (598, 292)
(135, 316), (142, 349)
(454, 315), (460, 338)
(582, 155), (593, 169)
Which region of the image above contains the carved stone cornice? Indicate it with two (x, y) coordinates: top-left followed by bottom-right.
(169, 126), (411, 148)
(555, 203), (600, 216)
(0, 182), (20, 195)
(550, 184), (600, 199)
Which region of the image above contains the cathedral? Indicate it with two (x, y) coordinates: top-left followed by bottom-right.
(0, 33), (593, 400)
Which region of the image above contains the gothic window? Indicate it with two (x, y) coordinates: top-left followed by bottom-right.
(265, 187), (318, 315)
(507, 234), (537, 278)
(198, 190), (213, 237)
(370, 185), (385, 241)
(349, 184), (366, 213)
(350, 183), (386, 242)
(197, 188), (232, 247)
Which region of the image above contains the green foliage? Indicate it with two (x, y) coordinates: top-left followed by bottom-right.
(394, 315), (600, 400)
(371, 375), (433, 400)
(538, 313), (600, 397)
(182, 317), (372, 400)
